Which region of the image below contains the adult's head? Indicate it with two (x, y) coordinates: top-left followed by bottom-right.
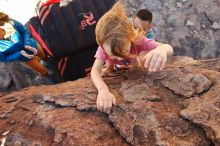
(0, 12), (10, 39)
(0, 12), (10, 26)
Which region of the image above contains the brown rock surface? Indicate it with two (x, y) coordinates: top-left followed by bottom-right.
(0, 56), (220, 146)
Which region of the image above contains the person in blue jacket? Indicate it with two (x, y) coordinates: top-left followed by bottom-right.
(0, 12), (48, 75)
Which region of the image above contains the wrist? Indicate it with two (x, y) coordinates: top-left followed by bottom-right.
(163, 44), (173, 56)
(157, 45), (170, 55)
(98, 86), (109, 93)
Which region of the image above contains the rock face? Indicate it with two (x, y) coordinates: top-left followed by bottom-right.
(125, 0), (220, 59)
(0, 56), (220, 146)
(0, 62), (50, 92)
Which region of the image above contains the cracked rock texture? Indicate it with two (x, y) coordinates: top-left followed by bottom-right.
(125, 0), (220, 59)
(0, 56), (220, 146)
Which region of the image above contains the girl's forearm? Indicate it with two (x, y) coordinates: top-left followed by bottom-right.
(91, 68), (109, 92)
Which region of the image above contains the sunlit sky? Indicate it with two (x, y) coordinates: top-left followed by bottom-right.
(0, 0), (38, 24)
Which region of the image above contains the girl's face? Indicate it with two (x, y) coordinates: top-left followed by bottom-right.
(103, 39), (131, 60)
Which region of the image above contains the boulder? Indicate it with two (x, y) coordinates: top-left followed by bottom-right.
(125, 0), (220, 59)
(0, 62), (51, 92)
(0, 56), (219, 145)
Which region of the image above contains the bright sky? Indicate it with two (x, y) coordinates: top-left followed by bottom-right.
(0, 0), (38, 24)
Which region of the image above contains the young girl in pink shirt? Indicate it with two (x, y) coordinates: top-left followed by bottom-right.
(91, 2), (173, 113)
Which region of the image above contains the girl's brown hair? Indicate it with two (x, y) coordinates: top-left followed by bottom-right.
(95, 1), (144, 59)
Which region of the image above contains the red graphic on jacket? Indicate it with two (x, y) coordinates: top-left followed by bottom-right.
(79, 12), (96, 30)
